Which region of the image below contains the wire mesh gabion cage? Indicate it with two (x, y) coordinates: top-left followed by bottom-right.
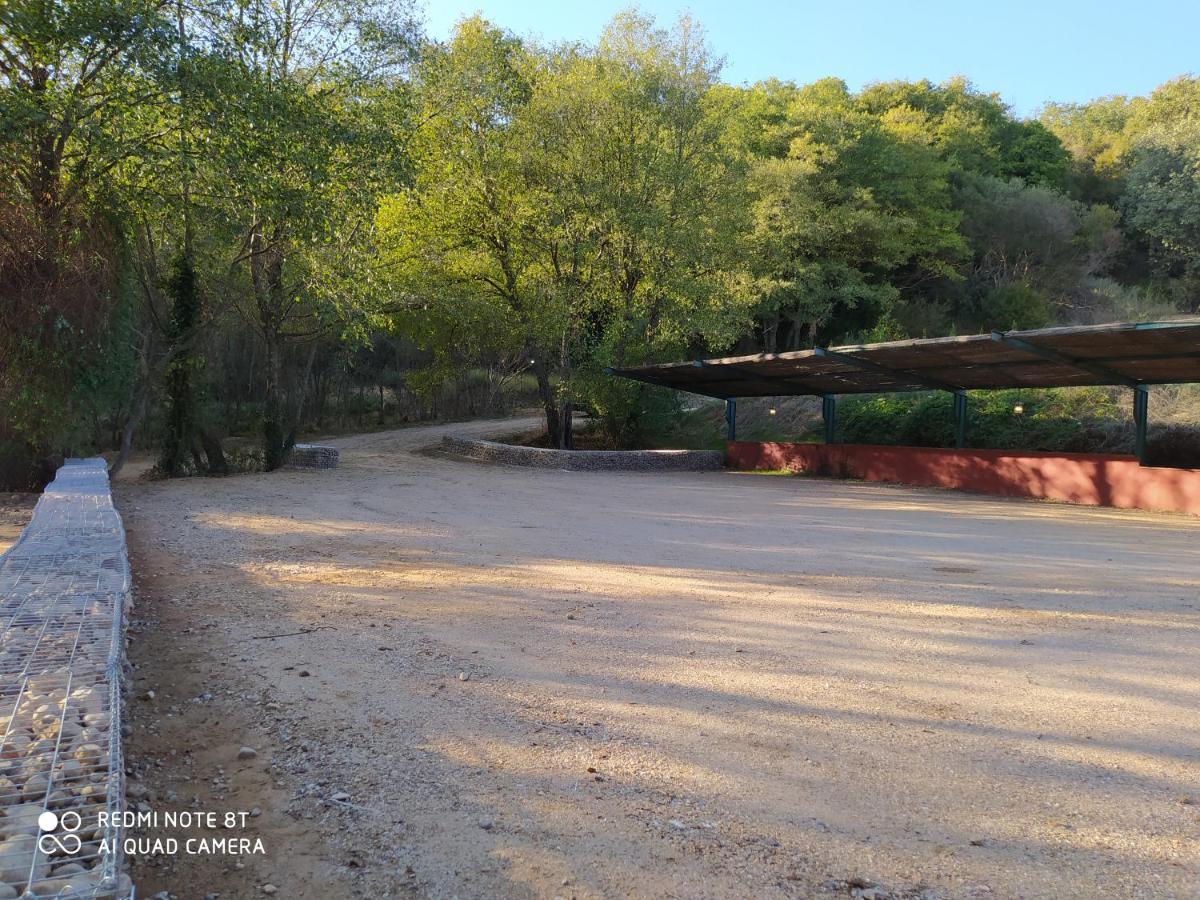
(0, 460), (134, 899)
(287, 444), (338, 469)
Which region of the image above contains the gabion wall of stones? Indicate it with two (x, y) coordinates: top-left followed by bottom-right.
(0, 459), (133, 899)
(287, 444), (339, 469)
(442, 435), (723, 472)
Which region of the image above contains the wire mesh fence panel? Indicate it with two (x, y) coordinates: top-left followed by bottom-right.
(0, 460), (133, 898)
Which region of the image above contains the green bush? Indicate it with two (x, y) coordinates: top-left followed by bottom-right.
(839, 387), (1128, 452)
(838, 394), (925, 445)
(980, 282), (1053, 330)
(573, 371), (688, 448)
(1145, 426), (1200, 469)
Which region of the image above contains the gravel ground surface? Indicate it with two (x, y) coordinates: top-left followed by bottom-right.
(114, 417), (1200, 899)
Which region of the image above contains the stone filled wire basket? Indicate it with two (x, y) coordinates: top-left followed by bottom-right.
(0, 461), (133, 899)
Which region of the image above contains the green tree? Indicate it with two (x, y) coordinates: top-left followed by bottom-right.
(526, 12), (753, 438)
(954, 173), (1119, 328)
(0, 0), (172, 486)
(1122, 121), (1200, 290)
(382, 14), (751, 446)
(1040, 96), (1137, 203)
(741, 78), (966, 349)
(1127, 76), (1200, 132)
(857, 77), (1069, 187)
(379, 18), (548, 433)
(185, 0), (418, 468)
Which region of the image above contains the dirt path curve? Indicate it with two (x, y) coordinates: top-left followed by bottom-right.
(117, 417), (1200, 899)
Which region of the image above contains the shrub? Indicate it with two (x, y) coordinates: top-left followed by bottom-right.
(980, 282), (1053, 330)
(574, 372), (687, 449)
(838, 387), (1128, 452)
(837, 395), (920, 446)
(1145, 427), (1200, 469)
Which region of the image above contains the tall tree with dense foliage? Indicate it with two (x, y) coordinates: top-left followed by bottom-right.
(1040, 96), (1137, 204)
(0, 0), (172, 485)
(524, 12), (754, 439)
(379, 18), (550, 432)
(1043, 75), (1200, 307)
(1122, 121), (1200, 279)
(738, 77), (966, 348)
(381, 14), (752, 446)
(857, 77), (1070, 187)
(953, 174), (1119, 329)
(179, 0), (418, 468)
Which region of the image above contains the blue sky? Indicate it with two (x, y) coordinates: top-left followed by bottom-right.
(421, 0), (1198, 118)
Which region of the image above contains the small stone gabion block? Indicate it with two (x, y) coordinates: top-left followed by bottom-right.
(289, 444), (339, 468)
(441, 435), (722, 471)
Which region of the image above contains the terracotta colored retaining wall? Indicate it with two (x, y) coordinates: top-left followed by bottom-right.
(726, 441), (1200, 516)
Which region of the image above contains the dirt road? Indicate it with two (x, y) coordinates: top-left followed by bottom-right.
(116, 418), (1200, 899)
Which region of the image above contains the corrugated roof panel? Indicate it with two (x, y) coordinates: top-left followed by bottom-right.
(609, 319), (1200, 397)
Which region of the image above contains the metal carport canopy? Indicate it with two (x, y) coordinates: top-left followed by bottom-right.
(608, 319), (1200, 399)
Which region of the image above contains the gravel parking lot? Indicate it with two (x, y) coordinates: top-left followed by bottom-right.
(115, 417), (1200, 899)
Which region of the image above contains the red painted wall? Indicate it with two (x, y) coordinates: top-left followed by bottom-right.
(725, 441), (1200, 516)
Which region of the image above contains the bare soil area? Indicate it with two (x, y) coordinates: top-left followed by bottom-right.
(0, 492), (37, 554)
(115, 418), (1200, 899)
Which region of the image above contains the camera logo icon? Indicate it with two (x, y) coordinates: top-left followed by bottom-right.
(38, 810), (83, 855)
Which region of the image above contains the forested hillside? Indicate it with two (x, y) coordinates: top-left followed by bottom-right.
(3, 3), (1199, 486)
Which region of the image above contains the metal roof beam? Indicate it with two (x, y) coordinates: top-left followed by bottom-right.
(813, 347), (964, 393)
(990, 332), (1139, 387)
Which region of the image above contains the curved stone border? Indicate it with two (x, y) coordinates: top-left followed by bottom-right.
(289, 444), (339, 468)
(0, 459), (133, 898)
(442, 435), (722, 471)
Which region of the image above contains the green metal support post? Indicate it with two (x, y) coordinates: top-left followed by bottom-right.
(822, 395), (836, 444)
(726, 398), (737, 442)
(954, 391), (969, 449)
(1133, 385), (1149, 465)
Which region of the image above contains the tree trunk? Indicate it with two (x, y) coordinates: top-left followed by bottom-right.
(189, 438), (206, 472)
(763, 315), (779, 354)
(559, 401), (573, 450)
(158, 255), (201, 476)
(531, 359), (560, 446)
(284, 342), (318, 449)
(319, 376), (330, 428)
(262, 329), (286, 470)
(108, 378), (150, 480)
(199, 429), (228, 475)
(558, 329), (573, 449)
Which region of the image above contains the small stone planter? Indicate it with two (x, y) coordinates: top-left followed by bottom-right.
(442, 435), (721, 472)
